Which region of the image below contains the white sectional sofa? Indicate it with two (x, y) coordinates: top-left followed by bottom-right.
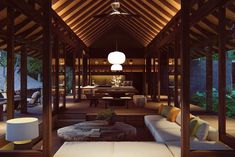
(54, 142), (174, 157)
(144, 111), (231, 157)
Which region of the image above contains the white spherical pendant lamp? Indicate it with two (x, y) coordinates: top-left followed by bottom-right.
(111, 64), (123, 71)
(108, 51), (126, 64)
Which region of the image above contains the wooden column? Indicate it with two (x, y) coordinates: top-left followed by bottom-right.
(20, 46), (27, 113)
(181, 0), (190, 157)
(6, 5), (15, 119)
(218, 6), (226, 140)
(157, 51), (161, 102)
(159, 50), (168, 101)
(83, 55), (88, 86)
(78, 55), (81, 100)
(63, 45), (66, 109)
(72, 50), (76, 100)
(152, 57), (157, 101)
(42, 0), (52, 156)
(174, 35), (179, 107)
(205, 46), (213, 112)
(54, 36), (59, 113)
(166, 47), (170, 106)
(146, 56), (151, 96)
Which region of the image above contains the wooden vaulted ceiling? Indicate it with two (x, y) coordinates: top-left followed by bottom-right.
(1, 0), (235, 60)
(52, 0), (181, 47)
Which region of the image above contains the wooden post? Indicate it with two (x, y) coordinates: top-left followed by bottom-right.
(20, 46), (27, 114)
(78, 55), (81, 100)
(72, 50), (76, 100)
(63, 45), (66, 109)
(146, 56), (151, 97)
(166, 47), (170, 106)
(6, 5), (15, 119)
(205, 46), (213, 112)
(181, 0), (190, 157)
(174, 35), (179, 107)
(83, 55), (88, 86)
(152, 57), (157, 101)
(157, 51), (161, 102)
(42, 0), (52, 156)
(54, 36), (59, 113)
(218, 6), (226, 140)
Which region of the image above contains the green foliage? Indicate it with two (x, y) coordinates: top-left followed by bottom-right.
(191, 88), (235, 117)
(96, 109), (116, 121)
(66, 66), (72, 94)
(27, 57), (42, 79)
(0, 51), (7, 67)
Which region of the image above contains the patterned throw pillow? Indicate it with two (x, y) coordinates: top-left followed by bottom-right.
(189, 117), (199, 136)
(160, 106), (172, 117)
(195, 118), (209, 140)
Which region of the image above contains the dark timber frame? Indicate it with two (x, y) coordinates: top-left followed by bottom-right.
(1, 0), (235, 157)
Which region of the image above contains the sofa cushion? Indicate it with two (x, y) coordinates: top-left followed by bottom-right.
(175, 112), (195, 126)
(166, 140), (232, 157)
(53, 142), (114, 157)
(113, 142), (173, 157)
(195, 118), (209, 140)
(152, 127), (181, 142)
(161, 106), (172, 117)
(189, 117), (198, 136)
(158, 104), (166, 114)
(207, 126), (218, 141)
(167, 107), (180, 122)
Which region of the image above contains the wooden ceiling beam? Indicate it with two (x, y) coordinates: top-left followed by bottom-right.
(144, 0), (173, 21)
(190, 0), (230, 26)
(159, 0), (178, 13)
(119, 22), (147, 46)
(86, 23), (116, 46)
(65, 0), (107, 25)
(119, 18), (153, 42)
(121, 4), (160, 33)
(69, 1), (110, 30)
(83, 20), (115, 43)
(72, 7), (110, 34)
(121, 0), (162, 31)
(60, 0), (88, 19)
(54, 0), (73, 13)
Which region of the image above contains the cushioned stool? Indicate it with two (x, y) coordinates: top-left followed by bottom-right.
(133, 95), (147, 107)
(102, 97), (113, 108)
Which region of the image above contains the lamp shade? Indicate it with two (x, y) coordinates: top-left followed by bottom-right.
(108, 51), (126, 64)
(6, 117), (39, 142)
(111, 64), (123, 71)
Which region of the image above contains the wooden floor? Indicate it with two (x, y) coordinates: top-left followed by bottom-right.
(1, 96), (235, 154)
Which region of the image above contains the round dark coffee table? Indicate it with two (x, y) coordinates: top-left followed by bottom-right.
(57, 120), (136, 141)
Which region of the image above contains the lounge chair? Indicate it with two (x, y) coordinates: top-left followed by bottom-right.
(27, 91), (41, 107)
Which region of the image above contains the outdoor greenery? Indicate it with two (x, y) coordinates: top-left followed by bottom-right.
(27, 57), (42, 80)
(191, 88), (235, 117)
(66, 66), (73, 94)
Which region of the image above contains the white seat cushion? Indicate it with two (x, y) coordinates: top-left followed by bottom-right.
(113, 142), (173, 157)
(166, 140), (232, 157)
(54, 142), (114, 157)
(153, 128), (181, 142)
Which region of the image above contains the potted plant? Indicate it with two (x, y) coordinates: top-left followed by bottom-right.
(96, 109), (116, 125)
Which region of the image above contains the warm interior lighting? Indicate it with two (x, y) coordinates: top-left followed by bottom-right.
(108, 51), (126, 64)
(129, 59), (133, 65)
(111, 64), (123, 71)
(6, 117), (39, 144)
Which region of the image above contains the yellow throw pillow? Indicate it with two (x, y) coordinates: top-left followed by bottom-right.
(167, 107), (181, 122)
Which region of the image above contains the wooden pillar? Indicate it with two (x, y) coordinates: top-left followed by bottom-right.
(20, 46), (27, 113)
(72, 50), (76, 100)
(42, 0), (52, 156)
(174, 35), (179, 107)
(78, 56), (81, 100)
(6, 5), (15, 120)
(146, 56), (151, 96)
(54, 36), (59, 113)
(181, 0), (190, 157)
(63, 45), (66, 109)
(205, 46), (213, 112)
(157, 52), (161, 101)
(83, 55), (88, 86)
(159, 50), (168, 100)
(218, 6), (226, 140)
(166, 47), (170, 106)
(152, 57), (157, 101)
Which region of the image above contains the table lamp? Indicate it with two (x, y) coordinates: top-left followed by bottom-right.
(6, 117), (39, 149)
